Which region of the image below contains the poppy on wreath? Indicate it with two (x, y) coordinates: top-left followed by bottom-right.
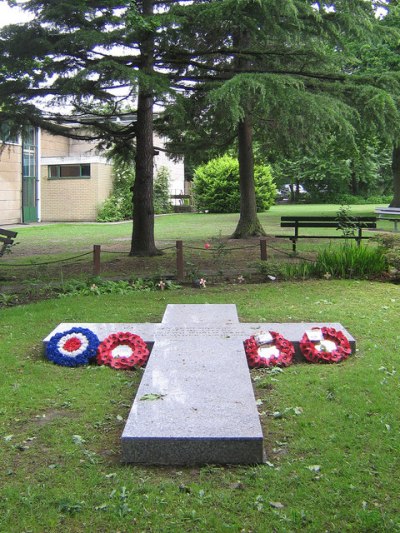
(300, 327), (351, 364)
(96, 332), (150, 370)
(244, 331), (295, 368)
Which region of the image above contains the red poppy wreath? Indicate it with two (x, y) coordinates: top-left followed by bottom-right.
(96, 332), (150, 369)
(244, 331), (295, 368)
(299, 327), (351, 364)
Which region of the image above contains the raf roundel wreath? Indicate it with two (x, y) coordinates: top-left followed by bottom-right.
(244, 331), (295, 368)
(46, 327), (100, 367)
(96, 332), (150, 370)
(300, 327), (351, 364)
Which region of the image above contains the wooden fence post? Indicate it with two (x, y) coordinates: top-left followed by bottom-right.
(176, 240), (184, 281)
(93, 244), (101, 276)
(260, 238), (267, 261)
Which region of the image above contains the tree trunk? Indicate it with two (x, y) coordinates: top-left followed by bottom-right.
(232, 115), (266, 239)
(130, 0), (160, 256)
(389, 144), (400, 208)
(351, 167), (358, 195)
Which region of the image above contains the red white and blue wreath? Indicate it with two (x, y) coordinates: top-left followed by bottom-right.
(299, 327), (351, 364)
(96, 332), (150, 370)
(46, 327), (100, 367)
(244, 331), (295, 368)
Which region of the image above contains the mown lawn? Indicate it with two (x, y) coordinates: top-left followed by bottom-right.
(5, 204), (385, 253)
(0, 204), (391, 287)
(1, 281), (399, 532)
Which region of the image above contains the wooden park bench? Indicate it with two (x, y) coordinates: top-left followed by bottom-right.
(375, 207), (400, 232)
(170, 194), (193, 213)
(276, 215), (376, 253)
(0, 228), (18, 257)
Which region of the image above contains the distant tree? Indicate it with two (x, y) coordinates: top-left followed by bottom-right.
(274, 134), (392, 201)
(153, 166), (172, 214)
(345, 2), (400, 206)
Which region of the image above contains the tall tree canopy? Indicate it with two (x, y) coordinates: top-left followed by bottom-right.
(160, 0), (400, 235)
(0, 0), (173, 255)
(353, 1), (400, 206)
(1, 0), (400, 247)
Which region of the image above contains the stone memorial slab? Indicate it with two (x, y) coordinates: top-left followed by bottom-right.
(44, 305), (356, 465)
(121, 304), (264, 465)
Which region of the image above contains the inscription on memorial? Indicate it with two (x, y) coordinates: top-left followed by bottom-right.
(156, 326), (239, 338)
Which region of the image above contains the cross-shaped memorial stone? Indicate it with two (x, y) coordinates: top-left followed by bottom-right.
(44, 304), (355, 465)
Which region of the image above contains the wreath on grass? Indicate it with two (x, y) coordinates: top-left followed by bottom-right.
(46, 327), (100, 367)
(299, 327), (351, 364)
(96, 332), (150, 370)
(244, 331), (295, 368)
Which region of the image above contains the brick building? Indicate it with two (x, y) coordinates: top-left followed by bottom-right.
(0, 127), (185, 225)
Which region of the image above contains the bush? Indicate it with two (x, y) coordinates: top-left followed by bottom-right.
(98, 164), (172, 221)
(193, 155), (276, 213)
(372, 233), (400, 276)
(307, 193), (393, 205)
(97, 194), (130, 222)
(154, 166), (172, 214)
(97, 163), (134, 222)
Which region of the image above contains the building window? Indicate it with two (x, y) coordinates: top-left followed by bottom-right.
(48, 164), (91, 179)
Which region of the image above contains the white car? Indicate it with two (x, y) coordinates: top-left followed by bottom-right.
(277, 184), (307, 199)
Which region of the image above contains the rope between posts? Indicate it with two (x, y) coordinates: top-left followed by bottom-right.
(100, 250), (128, 254)
(0, 251), (92, 267)
(266, 243), (315, 262)
(185, 244), (258, 251)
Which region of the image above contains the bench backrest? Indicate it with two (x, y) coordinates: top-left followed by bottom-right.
(375, 208), (400, 216)
(280, 216), (376, 228)
(0, 228), (18, 256)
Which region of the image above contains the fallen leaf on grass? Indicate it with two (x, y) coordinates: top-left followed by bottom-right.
(307, 465), (321, 473)
(139, 393), (166, 401)
(269, 501), (285, 509)
(72, 434), (86, 445)
(229, 482), (245, 490)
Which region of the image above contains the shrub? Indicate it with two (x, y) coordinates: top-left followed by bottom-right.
(307, 193), (393, 205)
(193, 155), (276, 213)
(154, 166), (172, 214)
(96, 194), (129, 222)
(371, 233), (400, 276)
(97, 163), (134, 222)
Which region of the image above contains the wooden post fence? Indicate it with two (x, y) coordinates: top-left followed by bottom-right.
(176, 240), (184, 281)
(260, 238), (267, 261)
(93, 244), (101, 276)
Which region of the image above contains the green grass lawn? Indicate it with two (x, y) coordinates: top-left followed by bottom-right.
(7, 203), (384, 251)
(0, 204), (392, 289)
(1, 281), (399, 532)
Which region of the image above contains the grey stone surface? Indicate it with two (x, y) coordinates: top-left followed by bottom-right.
(161, 303), (239, 325)
(121, 335), (264, 464)
(44, 320), (355, 360)
(43, 323), (158, 347)
(43, 304), (356, 465)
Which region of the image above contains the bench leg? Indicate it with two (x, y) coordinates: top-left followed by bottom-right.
(356, 228), (362, 247)
(290, 239), (297, 253)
